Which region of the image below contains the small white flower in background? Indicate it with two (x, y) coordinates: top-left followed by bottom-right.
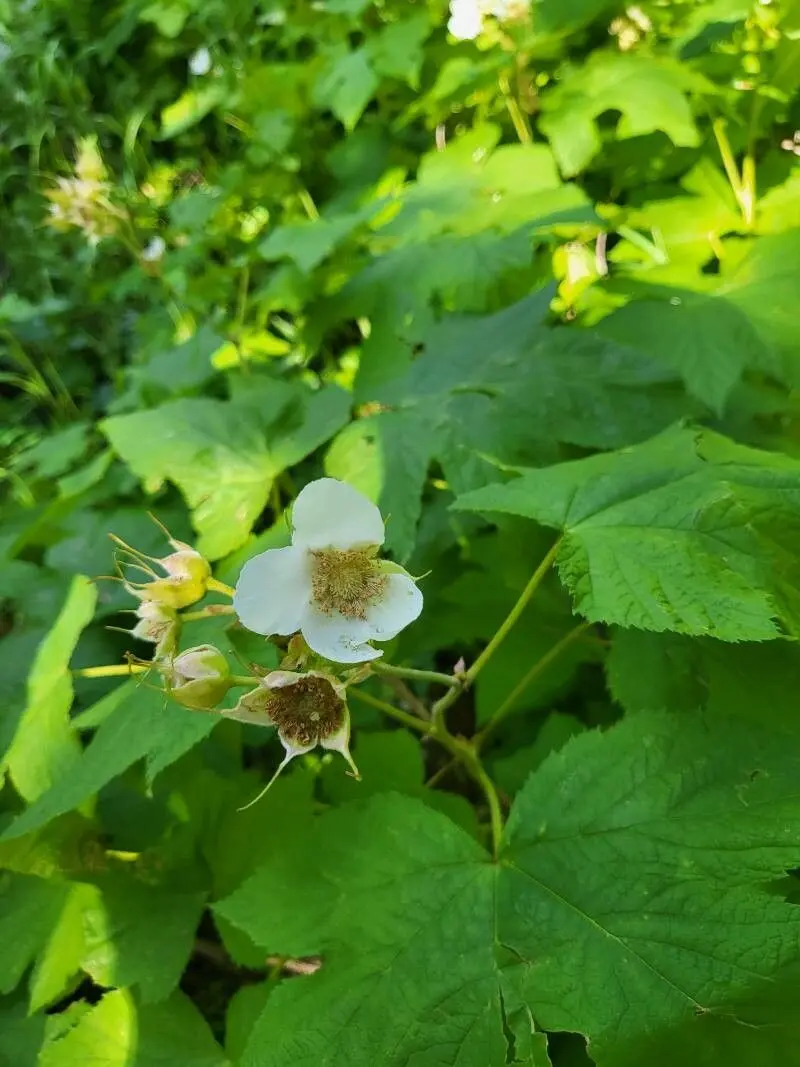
(189, 46), (212, 76)
(448, 0), (484, 39)
(233, 478), (423, 664)
(141, 236), (166, 262)
(227, 669), (359, 789)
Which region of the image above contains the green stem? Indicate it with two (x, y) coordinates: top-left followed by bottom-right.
(73, 663), (149, 678)
(712, 118), (754, 228)
(207, 578), (236, 598)
(499, 73), (532, 145)
(373, 662), (460, 689)
(466, 538), (562, 687)
(181, 604), (236, 622)
(231, 675), (260, 687)
(432, 728), (504, 859)
(476, 621), (592, 749)
(349, 687), (433, 736)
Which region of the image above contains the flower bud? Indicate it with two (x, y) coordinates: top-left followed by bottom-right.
(113, 529), (211, 610)
(162, 644), (231, 710)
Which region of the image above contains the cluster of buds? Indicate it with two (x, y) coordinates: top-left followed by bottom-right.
(113, 518), (360, 803)
(44, 136), (127, 246)
(112, 522), (212, 662)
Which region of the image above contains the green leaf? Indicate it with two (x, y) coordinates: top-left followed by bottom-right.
(356, 293), (693, 557)
(456, 425), (800, 641)
(29, 883), (89, 1011)
(540, 54), (708, 175)
(217, 712), (800, 1066)
(313, 47), (377, 130)
(38, 989), (229, 1067)
(102, 386), (350, 559)
(0, 997), (46, 1067)
(368, 13), (431, 88)
(0, 873), (70, 996)
(532, 0), (621, 36)
(596, 286), (777, 414)
(2, 683), (215, 842)
(607, 627), (800, 730)
(718, 229), (800, 385)
(259, 211), (369, 273)
(159, 84), (229, 139)
(135, 325), (227, 393)
(80, 874), (206, 1002)
(5, 575), (96, 803)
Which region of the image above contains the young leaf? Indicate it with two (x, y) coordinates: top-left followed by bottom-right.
(456, 425), (800, 641)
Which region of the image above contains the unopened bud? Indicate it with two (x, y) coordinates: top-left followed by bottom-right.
(162, 644), (231, 710)
(113, 527), (211, 610)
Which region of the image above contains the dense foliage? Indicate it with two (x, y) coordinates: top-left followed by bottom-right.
(2, 0), (800, 1063)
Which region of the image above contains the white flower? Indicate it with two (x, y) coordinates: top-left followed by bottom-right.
(189, 46), (212, 76)
(448, 0), (484, 39)
(233, 478), (423, 664)
(141, 236), (166, 262)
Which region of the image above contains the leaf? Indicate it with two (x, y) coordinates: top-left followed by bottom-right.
(217, 712), (800, 1066)
(80, 874), (206, 1002)
(532, 0), (621, 36)
(355, 292), (693, 558)
(596, 286), (777, 414)
(313, 47), (377, 130)
(159, 84), (229, 139)
(368, 13), (431, 88)
(0, 873), (70, 996)
(5, 575), (96, 803)
(718, 229), (800, 385)
(456, 425), (800, 641)
(135, 325), (227, 392)
(29, 883), (89, 1011)
(540, 54), (708, 175)
(0, 997), (46, 1067)
(259, 211), (369, 273)
(607, 627), (800, 730)
(38, 989), (229, 1067)
(2, 683), (215, 842)
(102, 386), (350, 559)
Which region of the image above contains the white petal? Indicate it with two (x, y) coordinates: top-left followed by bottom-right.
(291, 478), (384, 551)
(321, 721), (360, 779)
(233, 546), (311, 636)
(363, 572), (423, 643)
(300, 606), (383, 664)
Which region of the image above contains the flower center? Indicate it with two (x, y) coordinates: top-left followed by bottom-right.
(310, 548), (387, 620)
(267, 676), (345, 747)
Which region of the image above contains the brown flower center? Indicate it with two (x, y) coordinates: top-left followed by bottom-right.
(310, 547), (387, 620)
(266, 676), (346, 748)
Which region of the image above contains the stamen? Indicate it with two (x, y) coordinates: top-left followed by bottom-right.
(310, 548), (387, 620)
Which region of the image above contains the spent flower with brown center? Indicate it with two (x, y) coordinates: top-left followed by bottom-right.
(226, 669), (358, 802)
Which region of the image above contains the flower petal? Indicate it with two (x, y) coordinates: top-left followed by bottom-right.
(321, 720), (360, 779)
(363, 572), (423, 643)
(233, 546), (311, 636)
(291, 478), (384, 551)
(300, 607), (383, 664)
